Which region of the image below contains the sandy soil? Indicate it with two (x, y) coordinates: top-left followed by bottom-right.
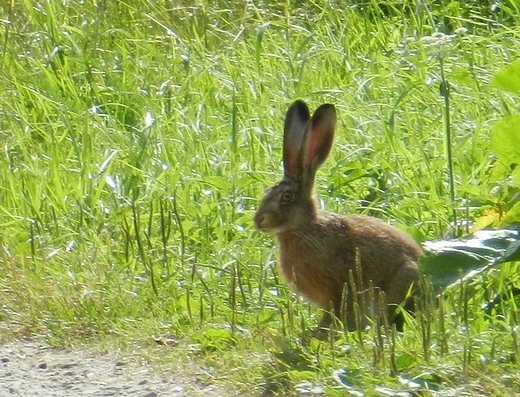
(0, 341), (239, 396)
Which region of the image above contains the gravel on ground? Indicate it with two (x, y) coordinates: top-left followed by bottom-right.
(0, 340), (236, 397)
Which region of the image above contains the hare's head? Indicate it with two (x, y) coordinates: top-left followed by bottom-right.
(254, 100), (336, 234)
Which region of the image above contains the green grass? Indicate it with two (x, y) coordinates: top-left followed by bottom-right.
(1, 0), (520, 395)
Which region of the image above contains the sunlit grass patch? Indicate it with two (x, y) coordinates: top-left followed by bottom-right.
(1, 0), (520, 394)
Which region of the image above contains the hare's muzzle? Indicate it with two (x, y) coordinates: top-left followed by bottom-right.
(254, 209), (278, 232)
(253, 212), (266, 231)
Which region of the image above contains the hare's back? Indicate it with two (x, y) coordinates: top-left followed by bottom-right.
(333, 215), (422, 294)
(343, 214), (421, 258)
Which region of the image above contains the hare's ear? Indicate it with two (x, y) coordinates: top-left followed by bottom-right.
(283, 100), (310, 179)
(300, 104), (336, 178)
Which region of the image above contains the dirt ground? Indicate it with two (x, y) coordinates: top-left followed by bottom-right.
(0, 340), (241, 396)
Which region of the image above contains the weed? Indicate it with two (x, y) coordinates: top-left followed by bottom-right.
(1, 0), (520, 394)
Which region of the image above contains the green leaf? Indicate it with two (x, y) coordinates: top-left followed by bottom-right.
(333, 368), (362, 388)
(421, 226), (520, 291)
(491, 59), (520, 95)
(498, 239), (520, 264)
(201, 176), (233, 191)
(500, 201), (520, 227)
(451, 66), (474, 87)
(491, 115), (520, 186)
(191, 327), (235, 352)
(395, 353), (416, 371)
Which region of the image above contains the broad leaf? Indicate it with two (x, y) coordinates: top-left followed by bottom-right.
(501, 201), (520, 227)
(490, 114), (520, 187)
(499, 239), (520, 264)
(420, 225), (520, 291)
(491, 59), (520, 94)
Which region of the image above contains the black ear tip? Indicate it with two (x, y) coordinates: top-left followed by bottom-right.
(325, 103), (336, 110)
(317, 103), (336, 115)
(292, 99), (307, 107)
(289, 100), (310, 119)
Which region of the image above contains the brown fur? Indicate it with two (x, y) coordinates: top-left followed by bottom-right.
(254, 100), (421, 332)
(276, 213), (421, 330)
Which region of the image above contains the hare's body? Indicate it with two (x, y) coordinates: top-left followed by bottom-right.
(276, 213), (421, 330)
(254, 100), (421, 332)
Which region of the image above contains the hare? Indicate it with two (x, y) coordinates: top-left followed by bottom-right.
(253, 100), (422, 332)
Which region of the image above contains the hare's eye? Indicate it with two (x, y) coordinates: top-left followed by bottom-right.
(281, 191), (293, 203)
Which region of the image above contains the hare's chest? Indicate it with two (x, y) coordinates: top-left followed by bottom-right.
(278, 235), (343, 308)
(276, 233), (338, 303)
(278, 244), (319, 285)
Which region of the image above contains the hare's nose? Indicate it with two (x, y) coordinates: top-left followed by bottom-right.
(253, 213), (265, 229)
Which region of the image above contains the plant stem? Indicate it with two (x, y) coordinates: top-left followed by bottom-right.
(440, 57), (458, 235)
